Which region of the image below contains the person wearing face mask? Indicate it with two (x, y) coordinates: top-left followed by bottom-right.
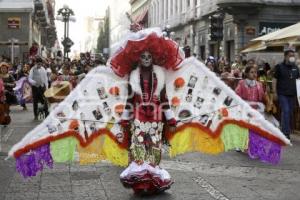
(28, 57), (49, 120)
(272, 49), (300, 139)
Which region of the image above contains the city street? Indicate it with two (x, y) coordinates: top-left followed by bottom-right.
(0, 105), (300, 200)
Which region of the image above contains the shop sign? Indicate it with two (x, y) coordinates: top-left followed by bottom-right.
(8, 17), (21, 29)
(259, 22), (292, 36)
(245, 26), (256, 35)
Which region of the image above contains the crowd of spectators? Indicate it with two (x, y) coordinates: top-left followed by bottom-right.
(0, 52), (105, 121)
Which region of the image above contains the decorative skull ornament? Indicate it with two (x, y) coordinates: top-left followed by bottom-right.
(140, 51), (153, 67)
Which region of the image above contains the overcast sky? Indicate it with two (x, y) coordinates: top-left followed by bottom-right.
(55, 0), (109, 53)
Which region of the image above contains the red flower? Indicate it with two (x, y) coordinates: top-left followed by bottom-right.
(220, 108), (229, 117)
(109, 87), (120, 96)
(171, 97), (181, 107)
(115, 104), (125, 114)
(69, 120), (79, 131)
(174, 77), (185, 89)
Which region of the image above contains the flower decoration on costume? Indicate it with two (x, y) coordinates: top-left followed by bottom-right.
(219, 107), (229, 117)
(114, 104), (125, 115)
(174, 77), (185, 89)
(69, 120), (79, 131)
(171, 97), (181, 107)
(109, 86), (120, 96)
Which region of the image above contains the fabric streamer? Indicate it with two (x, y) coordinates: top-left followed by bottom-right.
(248, 130), (281, 164)
(221, 124), (249, 151)
(16, 144), (53, 178)
(50, 137), (77, 162)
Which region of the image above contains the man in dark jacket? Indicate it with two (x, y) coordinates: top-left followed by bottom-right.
(273, 49), (300, 139)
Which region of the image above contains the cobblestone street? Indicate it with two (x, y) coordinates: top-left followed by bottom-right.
(1, 106), (300, 200)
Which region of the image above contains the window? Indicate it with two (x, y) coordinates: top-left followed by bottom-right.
(200, 45), (205, 61)
(179, 0), (182, 12)
(187, 0), (190, 7)
(170, 0), (173, 15)
(166, 0), (169, 18)
(157, 5), (159, 24)
(162, 0), (165, 20)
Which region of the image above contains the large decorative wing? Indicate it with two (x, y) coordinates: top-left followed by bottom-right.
(9, 66), (129, 177)
(165, 57), (290, 164)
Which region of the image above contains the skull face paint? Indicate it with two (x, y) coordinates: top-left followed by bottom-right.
(140, 51), (153, 68)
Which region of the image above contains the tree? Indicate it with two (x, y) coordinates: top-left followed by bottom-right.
(96, 15), (109, 53)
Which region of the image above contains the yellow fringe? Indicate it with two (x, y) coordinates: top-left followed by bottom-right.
(102, 135), (129, 167)
(169, 127), (225, 157)
(77, 134), (128, 166)
(77, 136), (106, 165)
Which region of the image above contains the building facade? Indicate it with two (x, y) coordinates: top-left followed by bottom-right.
(0, 0), (57, 63)
(130, 0), (150, 27)
(149, 0), (300, 62)
(149, 0), (201, 55)
(108, 0), (131, 50)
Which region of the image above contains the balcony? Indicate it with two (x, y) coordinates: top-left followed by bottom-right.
(217, 0), (265, 15)
(217, 0), (300, 9)
(217, 0), (264, 6)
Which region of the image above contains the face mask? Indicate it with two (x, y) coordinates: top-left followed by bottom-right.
(246, 79), (256, 87)
(289, 57), (296, 63)
(140, 51), (152, 68)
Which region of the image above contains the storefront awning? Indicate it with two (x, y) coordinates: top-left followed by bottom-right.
(253, 22), (300, 42)
(241, 42), (267, 53)
(241, 22), (300, 53)
(132, 9), (148, 23)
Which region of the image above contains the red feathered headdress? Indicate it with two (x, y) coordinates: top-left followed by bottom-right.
(110, 32), (184, 77)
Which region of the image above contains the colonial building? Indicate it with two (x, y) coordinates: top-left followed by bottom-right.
(130, 0), (150, 28)
(108, 0), (131, 49)
(149, 0), (201, 56)
(0, 0), (57, 63)
(149, 0), (300, 62)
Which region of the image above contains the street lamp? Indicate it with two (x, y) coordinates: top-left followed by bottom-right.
(162, 25), (175, 39)
(56, 4), (75, 59)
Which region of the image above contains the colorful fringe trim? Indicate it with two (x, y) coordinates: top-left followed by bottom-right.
(168, 123), (282, 164)
(14, 120), (285, 178)
(16, 144), (53, 178)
